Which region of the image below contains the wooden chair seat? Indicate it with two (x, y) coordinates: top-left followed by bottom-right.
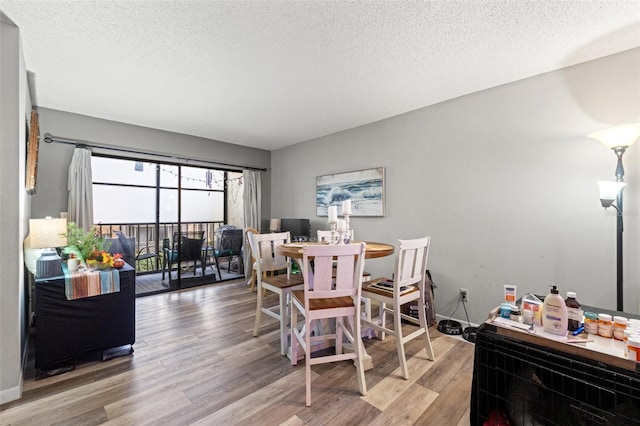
(362, 280), (419, 298)
(290, 290), (354, 310)
(263, 274), (304, 289)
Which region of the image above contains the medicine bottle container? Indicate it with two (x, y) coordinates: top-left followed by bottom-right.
(613, 316), (628, 341)
(598, 313), (613, 338)
(565, 292), (582, 332)
(628, 336), (640, 362)
(584, 312), (598, 334)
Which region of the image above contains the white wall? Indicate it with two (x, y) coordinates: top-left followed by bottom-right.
(0, 13), (30, 404)
(271, 48), (640, 324)
(31, 108), (272, 230)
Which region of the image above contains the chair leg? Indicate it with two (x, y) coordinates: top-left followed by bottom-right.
(394, 302), (409, 380)
(253, 280), (264, 337)
(214, 256), (222, 279)
(335, 317), (343, 355)
(305, 316), (312, 407)
(352, 312), (367, 396)
(279, 291), (288, 356)
(291, 301), (299, 365)
(379, 302), (387, 341)
(418, 293), (435, 361)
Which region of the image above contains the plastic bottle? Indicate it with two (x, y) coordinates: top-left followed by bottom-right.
(598, 313), (613, 338)
(565, 292), (582, 332)
(613, 316), (628, 341)
(543, 285), (568, 336)
(584, 312), (599, 334)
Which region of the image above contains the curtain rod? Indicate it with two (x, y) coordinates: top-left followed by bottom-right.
(43, 133), (267, 172)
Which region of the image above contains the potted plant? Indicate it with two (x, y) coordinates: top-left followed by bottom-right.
(62, 222), (111, 263)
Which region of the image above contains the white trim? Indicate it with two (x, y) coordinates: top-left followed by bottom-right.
(0, 375), (22, 404)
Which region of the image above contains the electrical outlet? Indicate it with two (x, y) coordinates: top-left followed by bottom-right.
(460, 288), (469, 302)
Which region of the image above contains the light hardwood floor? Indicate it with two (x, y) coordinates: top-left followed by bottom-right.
(1, 279), (475, 425)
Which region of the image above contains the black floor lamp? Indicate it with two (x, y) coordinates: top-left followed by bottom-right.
(588, 123), (639, 312)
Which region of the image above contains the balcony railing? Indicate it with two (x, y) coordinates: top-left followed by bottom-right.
(94, 221), (227, 274)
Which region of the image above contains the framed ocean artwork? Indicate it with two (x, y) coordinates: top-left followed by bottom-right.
(316, 167), (385, 217)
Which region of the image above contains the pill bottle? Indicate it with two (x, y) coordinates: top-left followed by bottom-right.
(523, 309), (534, 326)
(510, 307), (521, 323)
(623, 329), (637, 357)
(627, 336), (640, 362)
(613, 316), (628, 341)
(584, 312), (598, 334)
(598, 313), (613, 338)
(565, 292), (582, 332)
(628, 318), (640, 329)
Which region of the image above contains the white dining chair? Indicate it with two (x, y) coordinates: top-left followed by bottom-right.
(290, 242), (368, 406)
(251, 231), (304, 356)
(361, 236), (435, 379)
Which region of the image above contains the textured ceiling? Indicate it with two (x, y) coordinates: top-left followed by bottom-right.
(1, 1), (639, 150)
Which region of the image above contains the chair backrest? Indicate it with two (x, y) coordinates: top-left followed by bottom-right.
(181, 236), (205, 261)
(302, 242), (366, 300)
(217, 229), (243, 253)
(252, 231), (293, 275)
(245, 227), (260, 258)
(393, 236), (431, 296)
(170, 231), (205, 261)
(109, 231), (135, 267)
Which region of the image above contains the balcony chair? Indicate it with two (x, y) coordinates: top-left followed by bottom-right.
(162, 231), (207, 281)
(212, 228), (244, 278)
(250, 231), (304, 356)
(290, 242), (368, 406)
(360, 236), (435, 380)
(113, 231), (159, 271)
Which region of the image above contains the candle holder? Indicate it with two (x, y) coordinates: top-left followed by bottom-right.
(329, 222), (340, 245)
(343, 214), (351, 243)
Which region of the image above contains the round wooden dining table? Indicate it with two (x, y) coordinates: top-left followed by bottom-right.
(277, 241), (394, 259)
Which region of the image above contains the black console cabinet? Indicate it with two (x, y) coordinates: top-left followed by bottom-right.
(471, 321), (640, 425)
(35, 264), (135, 372)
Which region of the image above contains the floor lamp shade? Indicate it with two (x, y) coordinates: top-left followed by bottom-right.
(29, 218), (67, 278)
(587, 123), (640, 149)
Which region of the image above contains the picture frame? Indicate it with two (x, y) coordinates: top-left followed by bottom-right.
(316, 167), (385, 217)
(25, 110), (39, 194)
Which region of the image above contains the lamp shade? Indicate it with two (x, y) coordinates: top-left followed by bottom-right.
(597, 181), (626, 208)
(269, 218), (281, 232)
(588, 123), (640, 149)
(29, 218), (67, 249)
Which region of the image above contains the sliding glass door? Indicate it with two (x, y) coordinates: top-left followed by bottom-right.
(92, 156), (244, 295)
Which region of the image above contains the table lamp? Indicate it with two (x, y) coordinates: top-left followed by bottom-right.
(269, 218), (281, 233)
(29, 217), (68, 278)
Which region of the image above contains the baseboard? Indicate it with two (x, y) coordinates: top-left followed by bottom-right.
(0, 375), (22, 405)
(1, 329), (31, 404)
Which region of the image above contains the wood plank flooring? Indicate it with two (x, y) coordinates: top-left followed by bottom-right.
(1, 279), (475, 425)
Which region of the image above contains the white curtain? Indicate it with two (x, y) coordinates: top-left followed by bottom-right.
(67, 147), (94, 230)
(243, 169), (261, 278)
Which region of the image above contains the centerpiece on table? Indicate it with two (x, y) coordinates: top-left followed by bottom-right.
(62, 222), (125, 270)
